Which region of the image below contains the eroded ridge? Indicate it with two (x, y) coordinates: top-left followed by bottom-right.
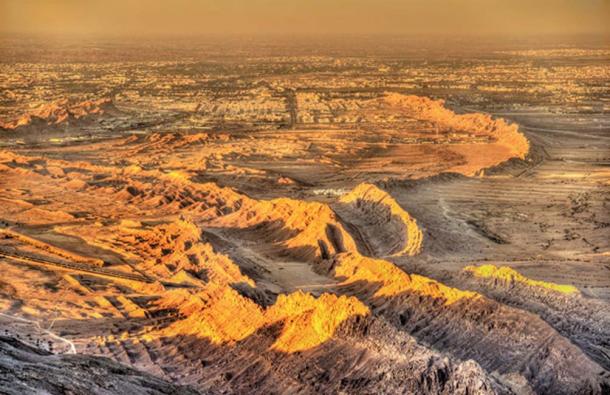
(464, 264), (579, 295)
(210, 196), (358, 262)
(0, 98), (119, 131)
(94, 219), (502, 393)
(379, 93), (530, 174)
(155, 286), (369, 354)
(338, 183), (423, 257)
(321, 253), (608, 394)
(1, 85), (607, 394)
(1, 147), (607, 393)
(0, 336), (198, 395)
(459, 264), (610, 371)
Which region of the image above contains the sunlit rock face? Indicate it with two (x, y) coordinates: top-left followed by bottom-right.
(463, 264), (579, 295)
(339, 183), (423, 256)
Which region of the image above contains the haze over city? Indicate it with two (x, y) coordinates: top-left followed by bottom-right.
(2, 0), (609, 36)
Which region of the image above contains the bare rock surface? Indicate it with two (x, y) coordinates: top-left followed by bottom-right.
(0, 336), (199, 395)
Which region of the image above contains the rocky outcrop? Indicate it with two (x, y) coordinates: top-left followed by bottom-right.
(460, 264), (610, 371)
(381, 93), (529, 161)
(323, 253), (610, 394)
(0, 98), (119, 131)
(0, 336), (198, 395)
(337, 183), (423, 257)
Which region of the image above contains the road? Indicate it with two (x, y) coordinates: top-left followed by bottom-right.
(0, 250), (152, 283)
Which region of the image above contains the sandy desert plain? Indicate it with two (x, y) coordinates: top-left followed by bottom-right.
(0, 37), (609, 394)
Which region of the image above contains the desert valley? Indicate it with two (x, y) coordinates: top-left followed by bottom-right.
(0, 35), (609, 394)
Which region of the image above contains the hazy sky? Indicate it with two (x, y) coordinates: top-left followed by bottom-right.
(1, 0), (609, 37)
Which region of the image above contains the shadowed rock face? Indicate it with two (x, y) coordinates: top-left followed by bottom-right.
(457, 265), (610, 372)
(337, 183), (423, 257)
(0, 336), (199, 395)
